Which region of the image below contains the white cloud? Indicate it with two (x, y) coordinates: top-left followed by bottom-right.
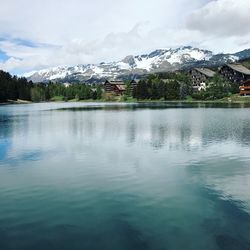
(0, 0), (249, 74)
(187, 0), (250, 37)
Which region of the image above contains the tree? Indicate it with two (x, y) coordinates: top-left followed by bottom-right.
(205, 74), (231, 100)
(165, 80), (180, 100)
(96, 85), (103, 99)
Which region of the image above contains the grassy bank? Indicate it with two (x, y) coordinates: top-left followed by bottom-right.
(138, 94), (250, 104)
(0, 99), (32, 105)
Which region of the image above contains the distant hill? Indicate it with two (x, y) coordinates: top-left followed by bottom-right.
(239, 57), (250, 69)
(24, 46), (250, 83)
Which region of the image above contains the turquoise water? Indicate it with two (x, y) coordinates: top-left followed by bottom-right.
(0, 102), (250, 250)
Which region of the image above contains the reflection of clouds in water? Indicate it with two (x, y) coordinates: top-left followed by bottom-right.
(1, 103), (250, 250)
(1, 104), (250, 211)
(2, 106), (250, 164)
(188, 154), (250, 214)
(0, 139), (11, 161)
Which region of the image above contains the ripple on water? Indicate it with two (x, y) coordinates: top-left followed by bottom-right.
(1, 103), (250, 250)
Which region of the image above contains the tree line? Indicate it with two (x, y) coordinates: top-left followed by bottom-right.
(30, 83), (102, 102)
(0, 70), (32, 101)
(0, 69), (239, 103)
(128, 72), (237, 101)
(130, 73), (193, 100)
(0, 70), (102, 102)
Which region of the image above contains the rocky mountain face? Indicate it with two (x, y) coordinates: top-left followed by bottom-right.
(24, 46), (250, 83)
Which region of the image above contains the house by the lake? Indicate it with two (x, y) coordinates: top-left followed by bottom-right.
(130, 79), (139, 93)
(240, 79), (250, 96)
(104, 80), (138, 95)
(190, 68), (216, 91)
(219, 64), (250, 85)
(104, 80), (126, 95)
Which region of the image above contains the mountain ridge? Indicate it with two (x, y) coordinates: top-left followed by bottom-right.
(24, 46), (250, 83)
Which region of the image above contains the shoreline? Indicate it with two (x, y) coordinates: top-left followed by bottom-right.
(1, 96), (250, 106)
(0, 99), (32, 105)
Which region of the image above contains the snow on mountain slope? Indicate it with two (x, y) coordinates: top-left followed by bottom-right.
(24, 46), (245, 83)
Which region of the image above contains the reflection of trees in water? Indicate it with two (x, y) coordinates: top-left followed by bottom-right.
(200, 110), (250, 147)
(3, 107), (250, 165)
(126, 121), (136, 144)
(240, 120), (250, 146)
(57, 108), (250, 150)
(0, 113), (31, 161)
(0, 114), (14, 139)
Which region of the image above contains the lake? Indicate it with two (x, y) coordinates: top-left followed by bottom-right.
(0, 102), (250, 250)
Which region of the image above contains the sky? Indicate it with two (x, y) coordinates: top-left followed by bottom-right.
(0, 0), (250, 75)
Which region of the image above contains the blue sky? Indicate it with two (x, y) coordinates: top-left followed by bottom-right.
(0, 0), (249, 75)
(0, 50), (9, 61)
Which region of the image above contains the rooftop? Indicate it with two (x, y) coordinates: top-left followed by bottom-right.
(194, 68), (216, 78)
(115, 84), (126, 91)
(105, 80), (125, 85)
(227, 64), (250, 75)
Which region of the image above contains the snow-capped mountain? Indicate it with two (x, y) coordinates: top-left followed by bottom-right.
(24, 46), (250, 83)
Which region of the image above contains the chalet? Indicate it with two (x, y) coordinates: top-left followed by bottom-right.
(219, 64), (250, 86)
(130, 79), (139, 93)
(240, 79), (250, 96)
(63, 82), (71, 88)
(104, 80), (138, 95)
(104, 80), (126, 95)
(190, 68), (216, 91)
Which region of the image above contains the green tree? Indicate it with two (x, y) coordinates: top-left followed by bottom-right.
(96, 85), (103, 99)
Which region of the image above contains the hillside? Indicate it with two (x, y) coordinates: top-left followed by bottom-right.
(240, 58), (250, 69)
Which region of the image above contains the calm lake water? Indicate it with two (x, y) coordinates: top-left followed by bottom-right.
(0, 102), (250, 250)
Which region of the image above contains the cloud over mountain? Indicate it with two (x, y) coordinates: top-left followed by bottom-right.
(186, 0), (250, 37)
(0, 0), (249, 74)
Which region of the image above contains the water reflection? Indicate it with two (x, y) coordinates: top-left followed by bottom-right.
(0, 103), (250, 250)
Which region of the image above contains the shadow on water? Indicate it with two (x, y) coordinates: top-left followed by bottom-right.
(113, 218), (152, 250)
(0, 221), (153, 250)
(200, 187), (250, 250)
(216, 235), (250, 250)
(52, 102), (250, 112)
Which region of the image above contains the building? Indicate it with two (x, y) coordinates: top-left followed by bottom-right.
(63, 82), (71, 88)
(104, 80), (126, 95)
(130, 79), (139, 93)
(190, 68), (216, 91)
(219, 64), (250, 86)
(240, 79), (250, 96)
(104, 80), (138, 95)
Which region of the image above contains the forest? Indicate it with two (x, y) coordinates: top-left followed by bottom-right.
(130, 72), (236, 101)
(0, 70), (102, 102)
(0, 69), (237, 103)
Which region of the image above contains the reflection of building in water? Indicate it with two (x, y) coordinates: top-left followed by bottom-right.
(6, 106), (250, 164)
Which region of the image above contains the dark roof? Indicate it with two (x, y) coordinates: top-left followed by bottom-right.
(227, 64), (250, 75)
(194, 68), (216, 78)
(130, 79), (139, 84)
(115, 84), (126, 91)
(105, 80), (125, 85)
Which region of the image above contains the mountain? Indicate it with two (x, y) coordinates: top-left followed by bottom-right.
(24, 46), (250, 83)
